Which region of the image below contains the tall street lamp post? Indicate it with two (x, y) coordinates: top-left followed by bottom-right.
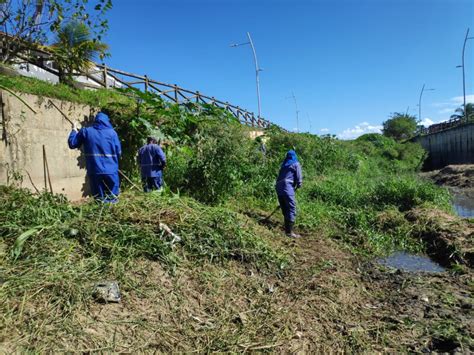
(418, 84), (435, 122)
(286, 91), (299, 132)
(456, 28), (473, 121)
(231, 32), (262, 118)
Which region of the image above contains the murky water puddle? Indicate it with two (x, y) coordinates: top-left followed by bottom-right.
(377, 252), (445, 273)
(451, 189), (474, 218)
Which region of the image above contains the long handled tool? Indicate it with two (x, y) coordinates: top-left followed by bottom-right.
(261, 205), (281, 222)
(43, 145), (53, 193)
(118, 169), (141, 191)
(0, 84), (37, 114)
(48, 99), (74, 125)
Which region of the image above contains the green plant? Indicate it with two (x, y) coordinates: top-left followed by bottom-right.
(382, 112), (418, 140)
(1, 0), (112, 64)
(52, 21), (109, 86)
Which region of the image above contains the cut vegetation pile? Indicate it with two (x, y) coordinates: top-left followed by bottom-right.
(0, 74), (472, 352)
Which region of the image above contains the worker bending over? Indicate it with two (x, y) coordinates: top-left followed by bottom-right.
(138, 137), (166, 192)
(68, 111), (122, 203)
(275, 150), (303, 238)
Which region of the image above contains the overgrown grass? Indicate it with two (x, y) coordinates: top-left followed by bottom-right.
(1, 73), (470, 352)
(0, 73), (454, 258)
(0, 186), (288, 270)
(0, 73), (132, 107)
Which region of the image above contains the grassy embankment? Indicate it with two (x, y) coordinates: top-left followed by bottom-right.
(1, 74), (472, 352)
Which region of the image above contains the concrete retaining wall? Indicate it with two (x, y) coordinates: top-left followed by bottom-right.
(414, 123), (474, 170)
(0, 90), (94, 200)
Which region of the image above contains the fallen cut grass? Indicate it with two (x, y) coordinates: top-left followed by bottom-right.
(0, 185), (291, 352)
(0, 186), (288, 269)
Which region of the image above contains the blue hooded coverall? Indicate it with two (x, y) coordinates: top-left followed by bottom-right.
(275, 150), (303, 223)
(68, 112), (122, 202)
(137, 143), (166, 192)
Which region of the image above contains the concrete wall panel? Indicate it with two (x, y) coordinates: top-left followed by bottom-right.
(414, 123), (474, 170)
(0, 90), (94, 200)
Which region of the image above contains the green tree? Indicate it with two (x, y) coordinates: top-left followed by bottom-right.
(382, 113), (418, 140)
(0, 0), (112, 64)
(450, 103), (474, 122)
(51, 21), (108, 86)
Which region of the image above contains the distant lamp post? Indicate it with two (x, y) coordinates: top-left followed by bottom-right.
(307, 112), (312, 133)
(286, 91), (299, 132)
(230, 32), (262, 118)
(456, 28), (473, 121)
(418, 84), (435, 121)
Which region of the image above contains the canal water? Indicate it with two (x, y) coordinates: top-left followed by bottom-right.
(377, 252), (445, 273)
(377, 187), (472, 273)
(451, 188), (474, 218)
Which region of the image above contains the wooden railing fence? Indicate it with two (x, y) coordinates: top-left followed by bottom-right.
(87, 64), (273, 129)
(0, 37), (274, 129)
(418, 116), (473, 136)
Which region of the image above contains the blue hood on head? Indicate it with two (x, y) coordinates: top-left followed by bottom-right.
(93, 112), (113, 130)
(282, 149), (298, 168)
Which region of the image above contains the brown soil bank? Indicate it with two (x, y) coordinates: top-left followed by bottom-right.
(406, 207), (474, 268)
(423, 164), (474, 188)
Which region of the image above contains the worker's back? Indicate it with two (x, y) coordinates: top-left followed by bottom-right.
(68, 112), (121, 175)
(275, 150), (302, 196)
(138, 143), (166, 177)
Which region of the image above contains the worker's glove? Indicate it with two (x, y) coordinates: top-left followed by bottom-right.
(72, 122), (78, 132)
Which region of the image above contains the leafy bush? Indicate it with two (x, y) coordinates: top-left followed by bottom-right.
(371, 176), (451, 211)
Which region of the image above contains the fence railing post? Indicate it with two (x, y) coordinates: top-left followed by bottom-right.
(102, 63), (108, 88)
(174, 84), (178, 103)
(0, 42), (280, 128)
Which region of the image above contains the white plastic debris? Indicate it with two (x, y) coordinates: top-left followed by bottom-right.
(93, 281), (121, 303)
(159, 222), (182, 244)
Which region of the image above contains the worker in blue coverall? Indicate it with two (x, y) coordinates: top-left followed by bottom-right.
(137, 137), (166, 192)
(275, 150), (303, 238)
(68, 111), (122, 203)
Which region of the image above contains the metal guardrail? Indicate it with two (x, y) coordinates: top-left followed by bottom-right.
(1, 37), (274, 129)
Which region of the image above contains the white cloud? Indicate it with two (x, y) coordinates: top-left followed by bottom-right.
(419, 118), (434, 127)
(433, 94), (474, 115)
(338, 122), (382, 140)
(451, 94), (474, 105)
(320, 128), (329, 132)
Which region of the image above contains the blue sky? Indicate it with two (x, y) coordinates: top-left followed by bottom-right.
(103, 0), (474, 138)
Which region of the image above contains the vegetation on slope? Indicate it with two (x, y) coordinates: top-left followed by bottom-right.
(1, 74), (471, 352)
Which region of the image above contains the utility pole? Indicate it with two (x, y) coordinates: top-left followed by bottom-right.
(230, 32), (263, 118)
(286, 91), (299, 132)
(457, 28), (473, 120)
(307, 112), (312, 133)
(418, 84), (435, 121)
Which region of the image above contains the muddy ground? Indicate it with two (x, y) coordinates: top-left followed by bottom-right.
(2, 217), (472, 353)
(422, 164), (474, 189)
